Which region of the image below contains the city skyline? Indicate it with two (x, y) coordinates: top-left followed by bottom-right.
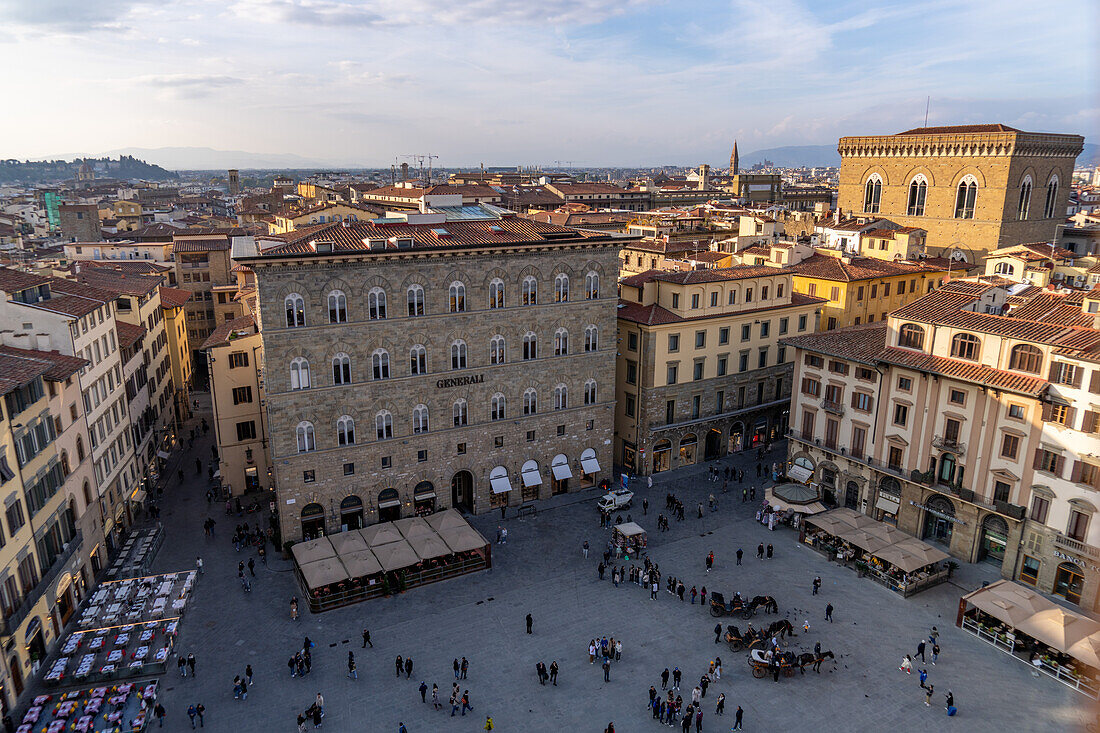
(1, 0), (1096, 167)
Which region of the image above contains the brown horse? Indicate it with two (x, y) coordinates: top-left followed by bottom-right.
(797, 650), (835, 673)
(766, 619), (796, 638)
(750, 595), (779, 614)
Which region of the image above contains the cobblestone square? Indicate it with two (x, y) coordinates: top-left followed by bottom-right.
(146, 407), (1084, 732)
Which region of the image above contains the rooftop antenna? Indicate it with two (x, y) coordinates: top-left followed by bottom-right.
(924, 96), (930, 127)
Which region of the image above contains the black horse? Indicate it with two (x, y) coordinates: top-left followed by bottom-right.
(725, 625), (766, 652)
(750, 595), (779, 614)
(765, 619), (796, 639)
(797, 650), (835, 673)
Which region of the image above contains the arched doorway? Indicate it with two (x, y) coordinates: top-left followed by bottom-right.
(520, 460), (542, 502)
(752, 418), (768, 446)
(340, 496), (364, 531)
(938, 453), (958, 485)
(451, 471), (474, 512)
(551, 454), (571, 495)
(25, 616), (45, 668)
(978, 514), (1008, 566)
(653, 440), (672, 473)
(8, 655), (22, 697)
(844, 481), (860, 510)
(579, 448), (600, 488)
(679, 434), (697, 466)
(921, 494), (956, 546)
(728, 422), (744, 453)
(414, 481), (436, 515)
(377, 488), (401, 523)
(704, 429), (724, 461)
(1054, 562), (1085, 605)
(300, 503), (325, 539)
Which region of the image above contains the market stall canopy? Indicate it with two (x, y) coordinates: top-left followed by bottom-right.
(406, 533), (453, 562)
(394, 516), (435, 541)
(299, 557), (348, 589)
(426, 508), (470, 532)
(438, 526), (490, 554)
(787, 464), (813, 483)
(291, 536), (337, 565)
(615, 522), (646, 536)
(844, 528), (893, 555)
(329, 530), (369, 555)
(827, 507), (880, 530)
(885, 537), (949, 572)
(772, 482), (818, 504)
(862, 522), (908, 545)
(371, 540), (420, 571)
(765, 486), (826, 515)
(340, 548), (382, 578)
(360, 523), (405, 547)
(805, 512), (853, 535)
(962, 580), (1100, 668)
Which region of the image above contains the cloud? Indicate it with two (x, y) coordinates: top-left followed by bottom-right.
(133, 74), (245, 99)
(0, 0), (144, 33)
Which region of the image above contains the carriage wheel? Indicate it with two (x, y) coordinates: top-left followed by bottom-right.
(752, 666), (766, 679)
(728, 640), (743, 652)
(710, 606), (722, 618)
(741, 609), (754, 620)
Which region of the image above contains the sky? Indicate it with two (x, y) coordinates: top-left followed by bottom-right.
(0, 0), (1096, 167)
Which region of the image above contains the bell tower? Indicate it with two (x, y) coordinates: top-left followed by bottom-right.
(729, 141), (739, 175)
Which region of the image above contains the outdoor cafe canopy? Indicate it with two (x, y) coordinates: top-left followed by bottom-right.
(298, 557), (348, 588)
(806, 508), (948, 571)
(960, 579), (1100, 669)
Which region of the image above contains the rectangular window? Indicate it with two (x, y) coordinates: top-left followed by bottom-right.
(1008, 404), (1025, 420)
(627, 332), (638, 351)
(303, 470), (315, 483)
(1068, 510), (1089, 542)
(665, 400), (675, 425)
(851, 392), (873, 412)
(851, 426), (866, 459)
(228, 352), (248, 368)
(948, 389), (966, 405)
(830, 286), (840, 301)
(944, 418), (961, 444)
(826, 317), (837, 330)
(695, 331), (706, 348)
(457, 443), (466, 455)
(1030, 495), (1050, 523)
(343, 462), (355, 476)
(778, 317), (788, 335)
(666, 364), (678, 384)
(761, 286), (769, 300)
(626, 361), (637, 385)
(777, 346), (786, 363)
(418, 449), (428, 463)
(739, 352), (749, 372)
(870, 284), (877, 299)
(759, 321), (770, 338)
(691, 293), (700, 309)
(888, 445), (904, 470)
(741, 324), (750, 342)
(745, 288), (753, 303)
(1020, 555), (1040, 585)
(897, 376), (912, 391)
(235, 421), (256, 441)
(716, 390), (724, 414)
(757, 348), (768, 369)
(807, 283), (817, 297)
(717, 354), (728, 376)
(232, 386), (253, 405)
(801, 377), (821, 397)
(1035, 449), (1062, 475)
(691, 395), (700, 419)
(829, 360), (849, 375)
(382, 455), (393, 467)
(668, 334), (680, 352)
(798, 314), (807, 331)
(1001, 434), (1020, 460)
(624, 394), (636, 417)
(893, 403), (908, 426)
(718, 327), (729, 345)
(805, 354), (824, 368)
(693, 361), (704, 381)
(857, 286), (865, 300)
(800, 410), (815, 440)
(671, 293), (680, 308)
(557, 424), (566, 436)
(710, 291), (718, 307)
(883, 282), (891, 297)
(993, 481), (1011, 503)
(825, 384), (843, 403)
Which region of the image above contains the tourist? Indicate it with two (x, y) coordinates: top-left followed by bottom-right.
(945, 690), (955, 712)
(672, 667), (681, 690)
(187, 654), (196, 677)
(715, 693), (725, 715)
(405, 657), (413, 678)
(757, 543), (764, 560)
(461, 656), (468, 678)
(432, 684), (441, 709)
(526, 613), (533, 634)
(154, 703), (166, 727)
(348, 653), (357, 681)
(825, 603), (834, 622)
(583, 540), (589, 558)
(549, 660), (559, 685)
(766, 543), (773, 559)
(187, 705), (197, 729)
(900, 654), (913, 674)
(461, 690), (473, 716)
(733, 705), (743, 730)
(924, 684), (935, 706)
(396, 656), (404, 678)
(195, 703), (204, 728)
(916, 640), (926, 662)
(362, 629), (372, 648)
(603, 658), (611, 681)
(661, 668), (670, 689)
(706, 551), (714, 572)
(419, 681), (427, 701)
(813, 576), (821, 595)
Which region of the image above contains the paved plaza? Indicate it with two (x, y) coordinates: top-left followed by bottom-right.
(138, 396), (1086, 732)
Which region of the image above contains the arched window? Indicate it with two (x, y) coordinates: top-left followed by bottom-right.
(522, 276), (537, 305)
(296, 421), (315, 452)
(954, 175), (977, 219)
(1044, 175), (1059, 219)
(488, 278), (504, 309)
(449, 282), (466, 313)
(451, 340), (467, 370)
(585, 271), (599, 299)
(328, 290), (347, 323)
(337, 415), (355, 445)
(60, 450), (70, 476)
(993, 262), (1015, 276)
(489, 335), (506, 365)
(554, 328), (568, 356)
(584, 324), (598, 352)
(1009, 344), (1043, 374)
(285, 293), (305, 327)
(409, 344), (427, 375)
(898, 324), (925, 350)
(523, 331), (537, 360)
(1018, 176), (1033, 220)
(864, 174), (882, 214)
(523, 388), (537, 415)
(368, 287), (387, 320)
(554, 273), (569, 302)
(553, 384), (568, 410)
(371, 349), (390, 380)
(290, 357), (311, 389)
(906, 175), (927, 216)
(76, 436), (85, 462)
(375, 410), (393, 440)
(412, 404), (429, 434)
(407, 284), (425, 317)
(453, 399), (467, 427)
(584, 379), (597, 405)
(950, 333), (980, 361)
(332, 352), (351, 384)
(82, 481), (92, 509)
(490, 393), (506, 421)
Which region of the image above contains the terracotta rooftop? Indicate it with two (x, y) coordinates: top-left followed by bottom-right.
(547, 183), (629, 196)
(73, 260), (172, 275)
(74, 268), (163, 296)
(172, 237), (230, 253)
(158, 286), (192, 309)
(116, 321), (147, 350)
(994, 242), (1077, 262)
(788, 253), (944, 282)
(879, 347), (1048, 397)
(624, 239), (707, 255)
(620, 270), (663, 288)
(0, 352), (52, 395)
(894, 124), (1020, 135)
(780, 322), (888, 365)
(0, 345), (87, 382)
(0, 268), (50, 293)
(1009, 293), (1094, 327)
(651, 265), (782, 285)
(617, 292), (824, 326)
(200, 315), (256, 350)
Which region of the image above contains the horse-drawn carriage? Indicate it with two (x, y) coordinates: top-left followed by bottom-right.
(747, 648), (836, 677)
(709, 593), (779, 619)
(724, 619), (797, 652)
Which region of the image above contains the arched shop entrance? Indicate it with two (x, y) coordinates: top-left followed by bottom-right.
(704, 429), (724, 461)
(844, 481), (860, 510)
(414, 482), (436, 515)
(728, 423), (744, 453)
(340, 495), (364, 531)
(551, 454), (571, 495)
(978, 514), (1008, 567)
(377, 488), (401, 523)
(921, 494), (956, 546)
(679, 434), (697, 466)
(451, 471), (474, 512)
(300, 502), (325, 539)
(653, 440), (671, 474)
(1054, 562), (1085, 605)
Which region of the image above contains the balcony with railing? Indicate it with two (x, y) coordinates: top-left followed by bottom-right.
(0, 530), (83, 636)
(821, 399), (845, 416)
(931, 434), (967, 456)
(1055, 533), (1100, 560)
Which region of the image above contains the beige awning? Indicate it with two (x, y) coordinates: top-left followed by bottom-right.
(371, 540), (419, 572)
(406, 533), (453, 561)
(521, 468), (542, 487)
(359, 523), (404, 547)
(439, 526), (489, 554)
(788, 464), (813, 483)
(329, 530), (369, 555)
(298, 557), (348, 589)
(394, 516), (435, 541)
(340, 549), (382, 578)
(615, 522), (646, 537)
(426, 508), (469, 532)
(580, 455), (601, 474)
(291, 536), (337, 565)
(378, 499), (401, 509)
(765, 487), (826, 515)
(876, 495), (901, 515)
(552, 463), (573, 481)
(490, 475), (512, 494)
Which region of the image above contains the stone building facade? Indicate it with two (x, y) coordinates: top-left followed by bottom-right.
(837, 124), (1084, 258)
(240, 209), (621, 542)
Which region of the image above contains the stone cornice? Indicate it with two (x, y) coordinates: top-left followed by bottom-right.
(838, 132), (1084, 160)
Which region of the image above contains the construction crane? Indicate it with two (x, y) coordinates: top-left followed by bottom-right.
(402, 154), (441, 183)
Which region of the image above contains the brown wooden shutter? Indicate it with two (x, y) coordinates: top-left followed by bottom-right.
(1042, 402), (1053, 421)
(851, 393), (859, 408)
(1055, 455), (1066, 477)
(1084, 411), (1099, 434)
(1071, 460), (1084, 483)
(1049, 363), (1062, 382)
(1065, 407), (1077, 429)
(1090, 370), (1100, 395)
(1033, 449), (1044, 470)
(1072, 367), (1083, 389)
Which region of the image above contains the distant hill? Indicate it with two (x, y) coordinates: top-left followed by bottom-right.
(0, 155), (176, 184)
(740, 145), (839, 169)
(102, 147), (338, 171)
(1079, 142), (1099, 168)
